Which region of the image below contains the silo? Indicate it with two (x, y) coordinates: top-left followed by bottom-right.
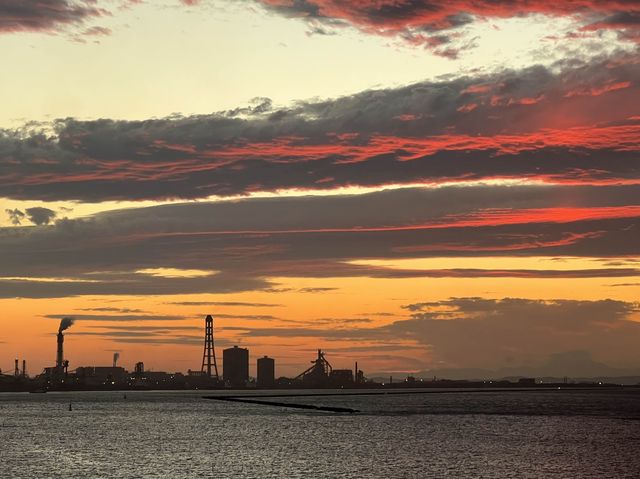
(223, 346), (249, 387)
(257, 356), (275, 388)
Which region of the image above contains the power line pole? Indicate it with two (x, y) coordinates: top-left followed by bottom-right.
(201, 315), (219, 380)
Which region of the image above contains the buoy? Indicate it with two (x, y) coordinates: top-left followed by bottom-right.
(68, 402), (72, 411)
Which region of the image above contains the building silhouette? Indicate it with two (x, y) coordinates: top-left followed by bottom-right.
(75, 366), (127, 386)
(329, 369), (353, 387)
(257, 356), (275, 388)
(295, 349), (332, 387)
(223, 346), (249, 387)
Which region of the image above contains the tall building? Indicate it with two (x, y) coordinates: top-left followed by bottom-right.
(257, 356), (275, 388)
(223, 346), (249, 387)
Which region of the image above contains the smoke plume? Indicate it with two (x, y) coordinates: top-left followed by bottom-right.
(58, 317), (74, 333)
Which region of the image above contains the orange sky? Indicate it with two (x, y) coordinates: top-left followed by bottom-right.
(1, 0), (639, 379)
(2, 259), (639, 377)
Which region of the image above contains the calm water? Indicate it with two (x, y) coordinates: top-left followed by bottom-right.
(1, 389), (639, 478)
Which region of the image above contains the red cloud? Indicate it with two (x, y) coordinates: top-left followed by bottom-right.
(259, 1), (640, 29)
(0, 0), (106, 34)
(462, 83), (495, 94)
(114, 206), (640, 239)
(3, 55), (637, 202)
(256, 0), (640, 49)
(564, 81), (632, 98)
(457, 103), (478, 113)
(207, 123), (640, 166)
(435, 206), (640, 229)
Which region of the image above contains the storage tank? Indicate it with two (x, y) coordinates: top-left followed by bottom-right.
(257, 356), (275, 388)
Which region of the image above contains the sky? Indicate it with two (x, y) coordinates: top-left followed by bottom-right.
(0, 0), (639, 379)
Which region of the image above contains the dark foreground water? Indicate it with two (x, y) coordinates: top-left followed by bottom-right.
(1, 389), (639, 478)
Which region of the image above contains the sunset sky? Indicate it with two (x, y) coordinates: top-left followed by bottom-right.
(1, 0), (639, 379)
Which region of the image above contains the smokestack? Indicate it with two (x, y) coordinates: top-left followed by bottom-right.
(56, 331), (64, 370)
(56, 317), (74, 370)
(113, 352), (120, 368)
(22, 360), (26, 378)
(14, 359), (19, 377)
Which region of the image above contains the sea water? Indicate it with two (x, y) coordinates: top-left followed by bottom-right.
(1, 389), (639, 478)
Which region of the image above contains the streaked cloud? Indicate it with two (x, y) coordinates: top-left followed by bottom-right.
(166, 301), (282, 307)
(1, 55), (637, 202)
(43, 313), (189, 321)
(0, 183), (638, 298)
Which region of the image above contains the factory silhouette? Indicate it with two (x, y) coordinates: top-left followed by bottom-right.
(2, 314), (617, 392)
(1, 315), (369, 392)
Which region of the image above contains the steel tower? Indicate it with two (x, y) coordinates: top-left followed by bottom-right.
(201, 315), (219, 379)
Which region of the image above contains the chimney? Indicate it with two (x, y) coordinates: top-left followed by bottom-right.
(14, 359), (19, 377)
(56, 331), (64, 370)
(354, 361), (358, 384)
(22, 360), (26, 378)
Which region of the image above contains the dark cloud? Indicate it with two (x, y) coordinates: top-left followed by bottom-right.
(0, 184), (638, 298)
(0, 273), (268, 299)
(69, 329), (223, 346)
(324, 343), (425, 353)
(386, 297), (640, 370)
(0, 56), (638, 202)
(582, 11), (640, 41)
(108, 336), (221, 346)
(0, 0), (105, 34)
(45, 311), (278, 323)
(5, 208), (25, 225)
(214, 313), (280, 321)
(298, 287), (339, 293)
(268, 317), (375, 326)
(225, 297), (640, 373)
(44, 313), (188, 321)
(25, 207), (56, 225)
(166, 301), (281, 307)
(313, 317), (373, 324)
(87, 325), (199, 331)
(78, 307), (147, 313)
(67, 323), (237, 346)
(250, 1), (640, 53)
(262, 287), (340, 294)
(82, 25), (111, 36)
(258, 264), (640, 280)
(221, 325), (371, 340)
(224, 97), (273, 117)
(4, 207), (57, 226)
(71, 330), (166, 337)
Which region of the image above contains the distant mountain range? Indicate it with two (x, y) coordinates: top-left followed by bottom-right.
(369, 351), (640, 385)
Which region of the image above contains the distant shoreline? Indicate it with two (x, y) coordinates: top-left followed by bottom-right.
(1, 383), (638, 395)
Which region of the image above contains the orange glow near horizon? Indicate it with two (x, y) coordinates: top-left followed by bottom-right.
(2, 256), (639, 377)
